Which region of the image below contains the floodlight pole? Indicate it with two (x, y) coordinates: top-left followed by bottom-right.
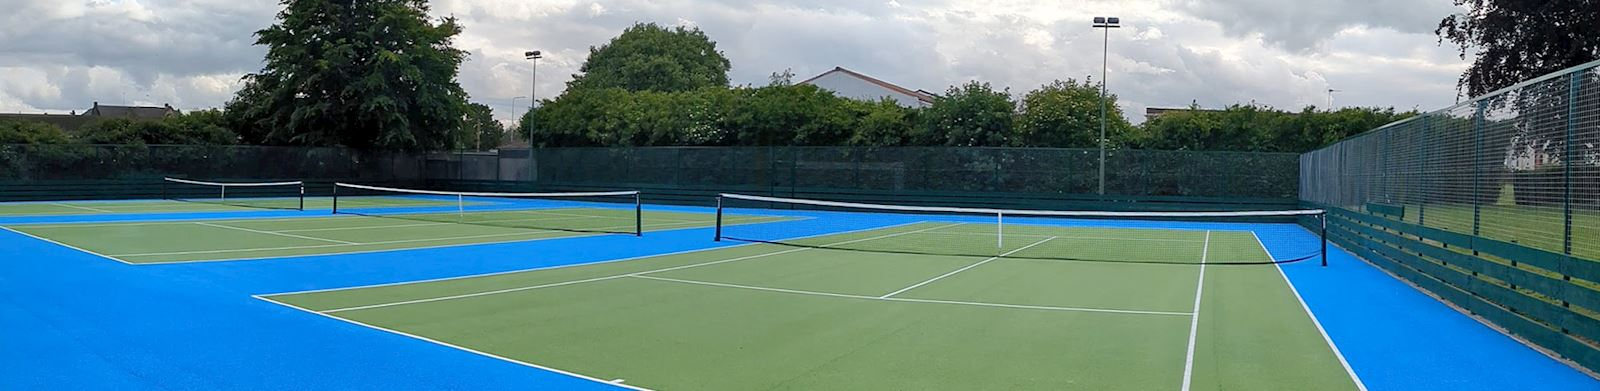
(1092, 17), (1120, 196)
(525, 50), (543, 185)
(509, 96), (527, 150)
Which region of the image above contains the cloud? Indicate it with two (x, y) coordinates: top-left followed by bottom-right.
(0, 0), (1469, 126)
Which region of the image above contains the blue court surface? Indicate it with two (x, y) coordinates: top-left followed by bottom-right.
(1, 200), (1595, 390)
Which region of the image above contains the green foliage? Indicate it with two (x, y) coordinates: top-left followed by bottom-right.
(75, 111), (237, 145)
(1436, 0), (1600, 96)
(462, 103), (504, 150)
(0, 121), (71, 144)
(847, 99), (918, 147)
(920, 81), (1015, 147)
(728, 84), (857, 146)
(1137, 105), (1414, 152)
(230, 0), (470, 150)
(567, 23), (731, 93)
(1014, 79), (1134, 148)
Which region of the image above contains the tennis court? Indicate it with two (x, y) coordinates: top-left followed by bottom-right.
(250, 196), (1359, 390)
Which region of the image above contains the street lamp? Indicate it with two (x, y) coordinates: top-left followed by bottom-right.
(1092, 16), (1120, 196)
(524, 50), (542, 183)
(1327, 89), (1341, 108)
(508, 96), (527, 150)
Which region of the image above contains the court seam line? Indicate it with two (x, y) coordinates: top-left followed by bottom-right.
(252, 295), (652, 391)
(0, 226), (134, 265)
(121, 216), (796, 265)
(195, 222), (361, 245)
(256, 217), (893, 297)
(1251, 231), (1369, 391)
(631, 274), (1193, 316)
(315, 223), (966, 313)
(877, 236), (1058, 299)
(113, 217), (771, 258)
(49, 202), (114, 213)
(1179, 230), (1210, 391)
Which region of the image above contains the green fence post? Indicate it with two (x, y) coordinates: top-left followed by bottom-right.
(1565, 72), (1579, 257)
(1419, 115), (1429, 226)
(1473, 100), (1486, 251)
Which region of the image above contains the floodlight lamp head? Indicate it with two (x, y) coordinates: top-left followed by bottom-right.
(525, 50), (543, 59)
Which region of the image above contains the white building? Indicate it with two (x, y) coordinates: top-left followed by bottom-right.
(799, 67), (937, 108)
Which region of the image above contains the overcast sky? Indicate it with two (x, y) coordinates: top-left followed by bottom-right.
(0, 0), (1469, 124)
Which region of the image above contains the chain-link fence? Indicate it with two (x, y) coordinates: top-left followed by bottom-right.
(520, 146), (1299, 200)
(1302, 60), (1600, 259)
(0, 144), (425, 201)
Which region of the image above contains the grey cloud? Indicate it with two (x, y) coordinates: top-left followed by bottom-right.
(1174, 0), (1460, 51)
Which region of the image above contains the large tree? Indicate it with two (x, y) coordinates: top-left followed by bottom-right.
(919, 81), (1016, 147)
(461, 103), (503, 150)
(1437, 0), (1600, 96)
(1014, 79), (1134, 148)
(567, 23), (731, 93)
(230, 0), (470, 150)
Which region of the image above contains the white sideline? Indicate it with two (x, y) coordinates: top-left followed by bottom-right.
(196, 222), (360, 245)
(1179, 230), (1211, 391)
(1252, 231), (1368, 391)
(274, 215), (600, 233)
(632, 274), (1192, 317)
(49, 202), (114, 213)
(878, 236), (1058, 299)
(0, 226), (133, 265)
(318, 223), (966, 313)
(254, 295), (654, 391)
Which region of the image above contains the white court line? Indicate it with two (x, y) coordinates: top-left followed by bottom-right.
(319, 223), (966, 313)
(1180, 230), (1211, 391)
(195, 222), (360, 245)
(253, 296), (654, 391)
(0, 226), (133, 265)
(915, 230), (1205, 243)
(115, 217), (765, 258)
(632, 274), (1192, 317)
(48, 203), (114, 213)
(274, 215), (602, 233)
(1251, 231), (1368, 391)
(878, 236), (1058, 299)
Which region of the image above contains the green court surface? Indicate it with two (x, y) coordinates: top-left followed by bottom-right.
(5, 208), (782, 264)
(265, 222), (1359, 390)
(0, 196), (462, 216)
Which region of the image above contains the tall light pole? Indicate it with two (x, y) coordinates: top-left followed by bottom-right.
(524, 50), (542, 183)
(1092, 17), (1120, 196)
(1327, 89), (1341, 108)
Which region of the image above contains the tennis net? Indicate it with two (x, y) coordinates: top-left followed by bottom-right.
(331, 183), (644, 236)
(715, 193), (1327, 265)
(162, 177), (305, 211)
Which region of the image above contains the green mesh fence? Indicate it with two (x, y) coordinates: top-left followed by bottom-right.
(524, 147), (1300, 201)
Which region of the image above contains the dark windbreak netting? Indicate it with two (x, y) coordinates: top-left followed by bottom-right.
(715, 193), (1326, 266)
(331, 183), (643, 235)
(162, 177), (304, 211)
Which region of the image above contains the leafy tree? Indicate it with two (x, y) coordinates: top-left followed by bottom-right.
(76, 112), (236, 145)
(0, 121), (71, 144)
(847, 99), (918, 147)
(461, 103), (503, 150)
(1436, 0), (1600, 96)
(1014, 79), (1133, 148)
(919, 81), (1015, 147)
(728, 84), (857, 145)
(1137, 105), (1413, 152)
(231, 0), (470, 150)
(568, 23), (731, 93)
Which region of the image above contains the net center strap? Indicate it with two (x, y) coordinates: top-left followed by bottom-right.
(165, 177), (302, 187)
(719, 193), (1324, 218)
(336, 183), (638, 198)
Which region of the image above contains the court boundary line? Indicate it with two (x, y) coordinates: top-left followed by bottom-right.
(315, 223), (966, 313)
(252, 295), (651, 391)
(631, 274), (1193, 316)
(908, 230), (1206, 243)
(261, 219), (908, 297)
(1180, 230), (1211, 391)
(1251, 231), (1368, 391)
(0, 226), (134, 265)
(49, 202), (114, 213)
(115, 216), (784, 264)
(878, 236), (1058, 299)
(196, 222), (361, 245)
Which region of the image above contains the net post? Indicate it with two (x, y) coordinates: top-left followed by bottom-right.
(714, 195), (723, 242)
(1320, 212), (1329, 267)
(331, 183), (339, 214)
(161, 178), (168, 200)
(634, 192), (642, 237)
(298, 184), (305, 211)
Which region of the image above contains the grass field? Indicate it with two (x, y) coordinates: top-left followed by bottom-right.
(0, 196), (463, 216)
(265, 221), (1359, 390)
(5, 208), (784, 264)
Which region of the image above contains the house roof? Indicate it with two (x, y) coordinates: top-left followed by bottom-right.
(83, 102), (179, 119)
(799, 67), (937, 105)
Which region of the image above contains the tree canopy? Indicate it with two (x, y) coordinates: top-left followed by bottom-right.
(1436, 0), (1600, 96)
(227, 0), (471, 150)
(1015, 79), (1136, 148)
(567, 23), (732, 93)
